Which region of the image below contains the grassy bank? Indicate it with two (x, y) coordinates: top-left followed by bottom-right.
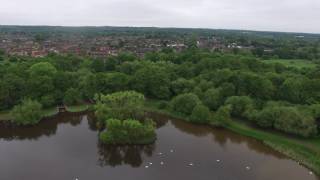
(144, 99), (320, 175)
(226, 121), (320, 174)
(66, 104), (92, 113)
(0, 111), (12, 121)
(0, 104), (92, 122)
(42, 107), (58, 117)
(0, 108), (57, 122)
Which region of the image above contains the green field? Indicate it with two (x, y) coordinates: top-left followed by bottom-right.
(66, 104), (91, 112)
(263, 59), (318, 69)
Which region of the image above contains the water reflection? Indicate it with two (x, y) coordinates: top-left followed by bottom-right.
(0, 112), (92, 141)
(145, 112), (169, 129)
(0, 112), (317, 180)
(151, 112), (285, 159)
(97, 143), (155, 167)
(0, 112), (296, 163)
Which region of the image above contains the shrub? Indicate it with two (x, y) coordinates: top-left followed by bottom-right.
(252, 105), (317, 137)
(225, 96), (254, 118)
(273, 107), (317, 137)
(157, 100), (168, 109)
(171, 78), (195, 95)
(11, 99), (43, 125)
(95, 91), (145, 122)
(189, 104), (211, 124)
(40, 95), (55, 108)
(99, 118), (156, 145)
(64, 88), (81, 105)
(170, 93), (201, 116)
(213, 105), (232, 126)
(252, 107), (278, 128)
(308, 104), (320, 120)
(202, 88), (224, 111)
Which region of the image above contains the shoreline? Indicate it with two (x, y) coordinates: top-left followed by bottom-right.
(0, 104), (91, 127)
(1, 100), (319, 175)
(143, 100), (320, 175)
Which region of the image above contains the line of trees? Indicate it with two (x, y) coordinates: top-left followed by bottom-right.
(1, 49), (320, 136)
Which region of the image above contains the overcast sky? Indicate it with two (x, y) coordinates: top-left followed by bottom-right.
(0, 0), (319, 33)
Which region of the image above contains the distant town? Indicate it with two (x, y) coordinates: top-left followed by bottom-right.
(0, 26), (319, 60)
(0, 32), (238, 58)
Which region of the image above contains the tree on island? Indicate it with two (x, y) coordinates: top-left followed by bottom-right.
(95, 91), (156, 145)
(95, 91), (145, 123)
(100, 118), (156, 145)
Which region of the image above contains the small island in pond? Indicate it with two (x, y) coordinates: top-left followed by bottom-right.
(95, 91), (156, 145)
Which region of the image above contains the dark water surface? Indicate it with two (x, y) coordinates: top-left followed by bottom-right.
(0, 112), (318, 180)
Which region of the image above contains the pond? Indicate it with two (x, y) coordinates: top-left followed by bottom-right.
(0, 112), (318, 180)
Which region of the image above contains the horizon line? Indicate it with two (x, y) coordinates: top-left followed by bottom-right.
(1, 24), (319, 36)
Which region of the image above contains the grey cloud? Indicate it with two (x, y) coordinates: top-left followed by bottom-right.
(0, 0), (319, 33)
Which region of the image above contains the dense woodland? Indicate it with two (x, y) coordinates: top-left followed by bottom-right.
(1, 45), (320, 137)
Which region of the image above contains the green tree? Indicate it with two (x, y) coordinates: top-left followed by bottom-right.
(203, 88), (224, 110)
(78, 72), (97, 99)
(0, 49), (5, 56)
(11, 99), (43, 125)
(252, 107), (277, 128)
(63, 88), (81, 105)
(213, 105), (232, 126)
(28, 62), (58, 107)
(0, 74), (26, 110)
(28, 62), (57, 77)
(252, 47), (264, 57)
(171, 78), (195, 95)
(40, 95), (55, 107)
(102, 72), (129, 93)
(105, 57), (119, 71)
(189, 104), (211, 124)
(53, 71), (77, 101)
(175, 62), (195, 79)
(27, 75), (56, 107)
(279, 78), (304, 103)
(170, 93), (201, 116)
(225, 96), (254, 118)
(132, 63), (171, 99)
(117, 52), (136, 63)
(273, 107), (317, 137)
(95, 91), (145, 122)
(91, 59), (105, 72)
(232, 72), (274, 100)
(99, 118), (156, 145)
